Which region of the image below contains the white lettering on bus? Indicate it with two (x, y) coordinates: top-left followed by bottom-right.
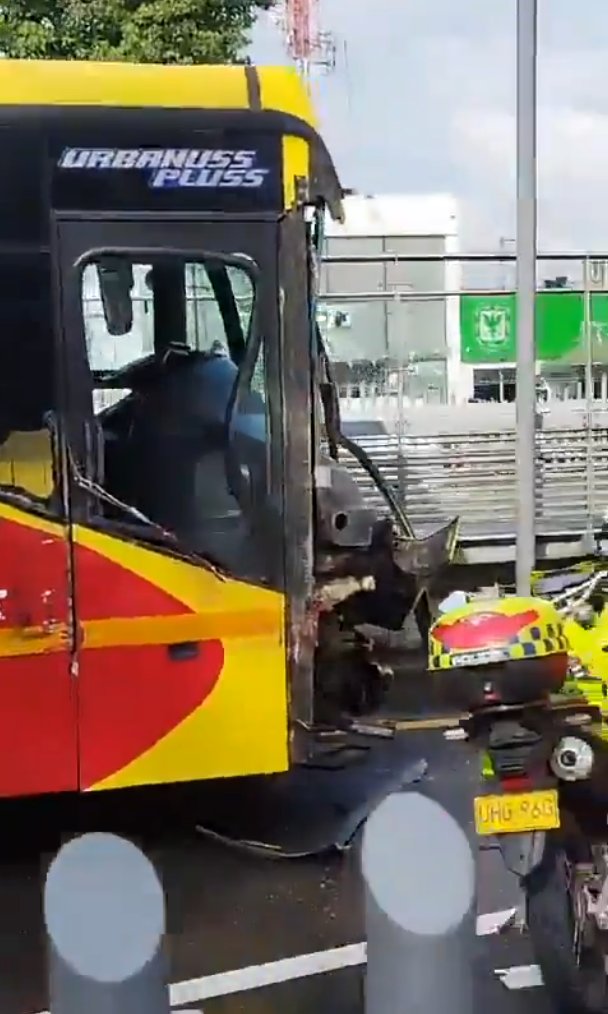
(135, 150), (163, 170)
(159, 150), (189, 169)
(58, 148), (89, 169)
(112, 150), (140, 169)
(87, 150), (116, 169)
(57, 148), (271, 189)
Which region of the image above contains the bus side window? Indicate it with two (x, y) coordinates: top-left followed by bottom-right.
(82, 263), (154, 413)
(0, 255), (58, 506)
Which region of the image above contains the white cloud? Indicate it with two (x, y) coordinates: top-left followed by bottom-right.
(250, 0), (608, 252)
(449, 102), (608, 250)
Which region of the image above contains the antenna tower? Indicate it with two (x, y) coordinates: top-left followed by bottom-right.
(274, 0), (336, 82)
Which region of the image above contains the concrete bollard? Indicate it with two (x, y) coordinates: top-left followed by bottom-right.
(44, 832), (170, 1014)
(362, 792), (476, 1014)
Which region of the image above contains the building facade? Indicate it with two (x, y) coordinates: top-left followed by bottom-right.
(318, 193), (469, 405)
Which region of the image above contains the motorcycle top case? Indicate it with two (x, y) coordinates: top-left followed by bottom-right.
(428, 596), (570, 709)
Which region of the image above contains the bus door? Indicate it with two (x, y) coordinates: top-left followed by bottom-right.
(0, 251), (78, 797)
(53, 215), (290, 790)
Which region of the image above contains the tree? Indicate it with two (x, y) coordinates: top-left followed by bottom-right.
(0, 0), (275, 64)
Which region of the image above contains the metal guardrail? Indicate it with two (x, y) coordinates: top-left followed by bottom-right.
(322, 251), (608, 263)
(319, 288), (602, 302)
(319, 249), (608, 563)
(337, 405), (608, 562)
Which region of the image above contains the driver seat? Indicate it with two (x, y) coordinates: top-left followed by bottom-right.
(127, 350), (240, 546)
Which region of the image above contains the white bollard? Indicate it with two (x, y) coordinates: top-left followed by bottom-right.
(44, 832), (170, 1014)
(362, 792), (476, 1014)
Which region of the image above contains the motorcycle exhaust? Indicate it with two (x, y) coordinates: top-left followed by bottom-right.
(550, 736), (595, 782)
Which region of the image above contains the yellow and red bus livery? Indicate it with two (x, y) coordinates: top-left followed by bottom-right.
(0, 60), (453, 798)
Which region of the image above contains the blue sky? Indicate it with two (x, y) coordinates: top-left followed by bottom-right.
(251, 1), (608, 252)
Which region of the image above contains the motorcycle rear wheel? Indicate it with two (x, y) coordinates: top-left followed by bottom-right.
(525, 838), (608, 1014)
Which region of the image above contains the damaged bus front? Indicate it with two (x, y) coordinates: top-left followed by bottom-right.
(0, 60), (456, 798)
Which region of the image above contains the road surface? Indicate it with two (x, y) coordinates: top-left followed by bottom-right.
(0, 726), (556, 1014)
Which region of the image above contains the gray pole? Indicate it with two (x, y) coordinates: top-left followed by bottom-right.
(583, 257), (596, 551)
(44, 832), (170, 1014)
(362, 792), (475, 1014)
(515, 0), (538, 596)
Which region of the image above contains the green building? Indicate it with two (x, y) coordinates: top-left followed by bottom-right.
(461, 292), (608, 401)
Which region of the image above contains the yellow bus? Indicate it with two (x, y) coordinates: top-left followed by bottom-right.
(0, 60), (454, 798)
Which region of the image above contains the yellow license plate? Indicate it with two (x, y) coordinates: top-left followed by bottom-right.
(474, 789), (560, 835)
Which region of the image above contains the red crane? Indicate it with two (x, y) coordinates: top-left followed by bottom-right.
(286, 0), (317, 67)
(278, 0), (335, 80)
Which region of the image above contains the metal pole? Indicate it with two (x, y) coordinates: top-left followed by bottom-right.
(318, 287), (601, 302)
(362, 792), (475, 1014)
(395, 287), (411, 507)
(322, 251), (608, 264)
(44, 832), (170, 1014)
(515, 0), (538, 596)
(499, 236), (515, 290)
(381, 235), (389, 358)
(396, 352), (406, 507)
(583, 257), (595, 551)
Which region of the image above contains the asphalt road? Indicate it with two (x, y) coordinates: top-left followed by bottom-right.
(0, 724), (557, 1014)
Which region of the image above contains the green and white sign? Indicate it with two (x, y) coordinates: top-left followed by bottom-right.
(476, 305), (512, 350)
(460, 292), (608, 364)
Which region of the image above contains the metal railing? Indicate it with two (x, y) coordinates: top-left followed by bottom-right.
(87, 249), (608, 560)
(334, 403), (608, 561)
(318, 251), (608, 559)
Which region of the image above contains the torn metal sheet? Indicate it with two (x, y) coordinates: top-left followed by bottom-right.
(195, 737), (428, 859)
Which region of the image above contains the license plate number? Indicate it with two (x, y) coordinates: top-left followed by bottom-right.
(474, 789), (560, 835)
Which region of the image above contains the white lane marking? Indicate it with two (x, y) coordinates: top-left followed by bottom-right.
(170, 913), (526, 1006)
(31, 907), (534, 1012)
(495, 964), (543, 990)
(169, 943), (367, 1006)
(476, 907), (517, 936)
(31, 944), (366, 1014)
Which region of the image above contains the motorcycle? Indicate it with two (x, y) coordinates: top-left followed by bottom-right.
(430, 580), (608, 1014)
(534, 566), (608, 717)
